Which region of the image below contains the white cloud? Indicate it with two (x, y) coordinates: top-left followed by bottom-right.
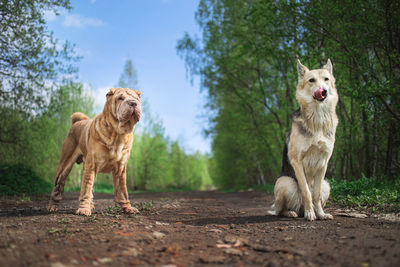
(43, 10), (57, 21)
(63, 14), (105, 28)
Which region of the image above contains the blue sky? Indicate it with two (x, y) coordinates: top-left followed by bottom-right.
(45, 0), (210, 153)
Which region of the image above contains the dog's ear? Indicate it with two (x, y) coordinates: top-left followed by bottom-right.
(106, 88), (116, 98)
(133, 90), (141, 98)
(323, 59), (333, 75)
(297, 59), (309, 80)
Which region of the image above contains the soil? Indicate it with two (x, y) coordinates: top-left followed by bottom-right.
(0, 191), (399, 267)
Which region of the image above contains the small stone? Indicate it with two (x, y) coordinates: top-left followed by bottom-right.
(156, 221), (169, 226)
(122, 247), (139, 257)
(153, 231), (166, 239)
(224, 235), (237, 244)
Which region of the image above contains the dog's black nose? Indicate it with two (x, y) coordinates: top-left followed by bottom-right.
(322, 89), (327, 97)
(128, 101), (137, 107)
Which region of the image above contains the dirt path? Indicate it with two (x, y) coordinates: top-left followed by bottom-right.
(0, 191), (399, 266)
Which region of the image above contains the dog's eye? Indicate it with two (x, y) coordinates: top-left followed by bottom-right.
(118, 96), (124, 101)
(324, 77), (329, 81)
(309, 78), (315, 83)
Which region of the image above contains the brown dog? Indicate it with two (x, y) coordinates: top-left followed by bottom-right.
(48, 88), (141, 216)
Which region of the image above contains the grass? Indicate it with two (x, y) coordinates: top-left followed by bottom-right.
(329, 176), (400, 212)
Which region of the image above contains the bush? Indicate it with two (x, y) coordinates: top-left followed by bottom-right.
(0, 164), (52, 195)
(329, 176), (400, 212)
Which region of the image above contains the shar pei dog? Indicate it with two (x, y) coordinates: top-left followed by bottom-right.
(48, 88), (141, 216)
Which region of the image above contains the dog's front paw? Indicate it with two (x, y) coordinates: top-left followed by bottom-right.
(48, 204), (58, 212)
(304, 209), (316, 221)
(317, 212), (333, 220)
(123, 206), (140, 214)
(76, 207), (92, 216)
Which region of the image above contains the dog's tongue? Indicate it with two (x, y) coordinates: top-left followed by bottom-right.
(314, 87), (325, 101)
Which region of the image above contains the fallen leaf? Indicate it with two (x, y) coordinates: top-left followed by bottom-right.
(216, 244), (233, 248)
(114, 230), (135, 237)
(336, 212), (368, 218)
(98, 257), (112, 264)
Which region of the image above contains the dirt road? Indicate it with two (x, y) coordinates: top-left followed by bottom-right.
(0, 191), (399, 266)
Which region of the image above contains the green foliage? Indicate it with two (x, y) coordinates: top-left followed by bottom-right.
(0, 0), (77, 113)
(127, 103), (213, 191)
(0, 0), (87, 191)
(178, 0), (400, 189)
(0, 164), (52, 195)
(0, 82), (95, 187)
(117, 59), (213, 192)
(330, 177), (400, 212)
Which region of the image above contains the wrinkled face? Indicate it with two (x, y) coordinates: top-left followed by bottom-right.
(106, 88), (141, 123)
(296, 59), (338, 107)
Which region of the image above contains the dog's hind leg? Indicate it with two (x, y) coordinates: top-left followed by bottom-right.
(76, 157), (97, 216)
(48, 136), (79, 212)
(321, 179), (331, 208)
(273, 176), (301, 218)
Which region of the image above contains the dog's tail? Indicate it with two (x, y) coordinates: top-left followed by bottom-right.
(71, 112), (90, 125)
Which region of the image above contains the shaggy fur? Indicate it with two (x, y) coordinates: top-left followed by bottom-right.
(270, 59), (338, 221)
(48, 88), (141, 216)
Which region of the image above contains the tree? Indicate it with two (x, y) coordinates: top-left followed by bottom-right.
(0, 0), (77, 114)
(178, 0), (400, 189)
(0, 81), (95, 184)
(118, 58), (138, 89)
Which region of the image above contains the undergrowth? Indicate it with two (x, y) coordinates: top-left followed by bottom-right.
(0, 164), (52, 195)
(329, 176), (400, 212)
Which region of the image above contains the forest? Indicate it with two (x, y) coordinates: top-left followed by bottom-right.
(1, 0), (399, 195)
(177, 0), (400, 189)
